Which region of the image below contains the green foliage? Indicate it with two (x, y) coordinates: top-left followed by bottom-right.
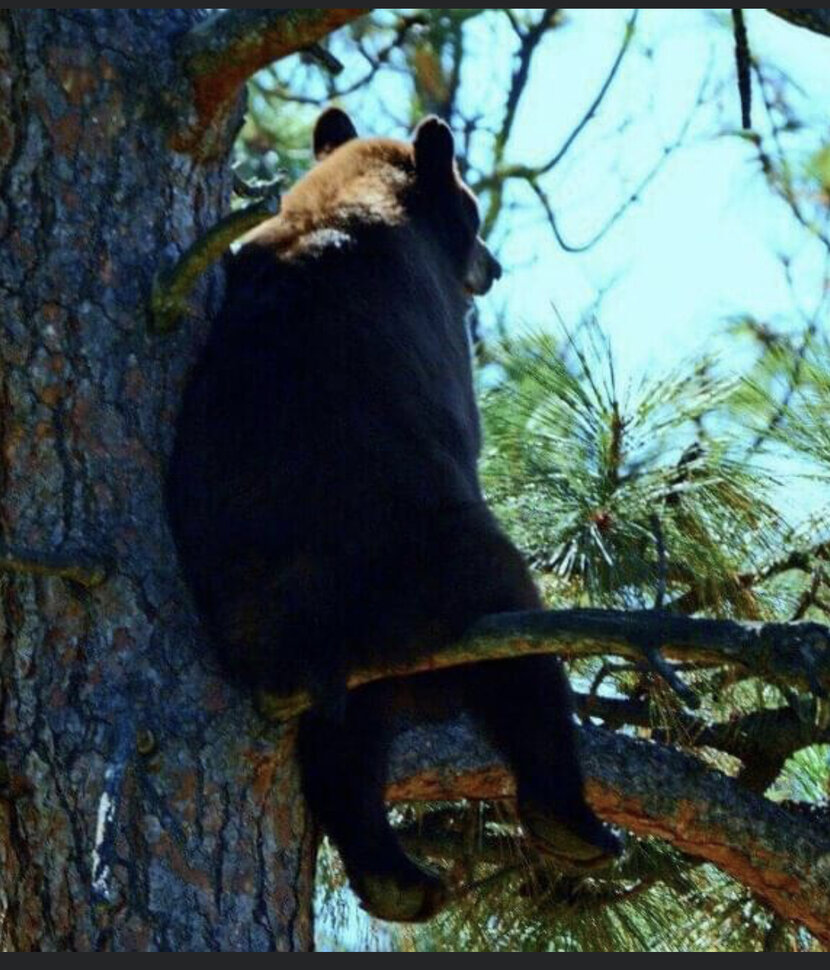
(235, 95), (313, 185)
(756, 332), (830, 475)
(480, 323), (782, 616)
(770, 744), (830, 804)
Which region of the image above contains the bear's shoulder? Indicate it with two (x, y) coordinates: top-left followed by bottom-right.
(241, 138), (416, 263)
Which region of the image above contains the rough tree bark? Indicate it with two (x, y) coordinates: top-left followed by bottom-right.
(0, 9), (369, 951)
(387, 718), (830, 947)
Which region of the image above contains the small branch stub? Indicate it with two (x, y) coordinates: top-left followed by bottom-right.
(0, 542), (111, 588)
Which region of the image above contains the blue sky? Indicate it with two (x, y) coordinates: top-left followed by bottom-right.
(468, 9), (830, 376)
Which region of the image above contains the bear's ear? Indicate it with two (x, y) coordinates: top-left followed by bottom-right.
(413, 116), (455, 184)
(313, 107), (358, 160)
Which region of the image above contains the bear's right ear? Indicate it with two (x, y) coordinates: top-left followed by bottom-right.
(413, 116), (455, 184)
(313, 107), (358, 161)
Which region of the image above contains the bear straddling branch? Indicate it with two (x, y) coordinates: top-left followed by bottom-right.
(167, 108), (622, 922)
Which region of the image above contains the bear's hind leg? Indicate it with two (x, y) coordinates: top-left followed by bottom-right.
(297, 686), (447, 922)
(464, 655), (622, 869)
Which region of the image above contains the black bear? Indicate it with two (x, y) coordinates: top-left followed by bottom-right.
(167, 108), (621, 922)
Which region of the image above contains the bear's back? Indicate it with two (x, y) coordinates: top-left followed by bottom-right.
(167, 129), (538, 695)
(170, 217), (483, 554)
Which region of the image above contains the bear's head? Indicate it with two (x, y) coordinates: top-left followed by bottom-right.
(246, 107), (502, 299)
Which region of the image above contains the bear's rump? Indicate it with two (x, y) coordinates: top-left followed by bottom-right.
(210, 503), (540, 694)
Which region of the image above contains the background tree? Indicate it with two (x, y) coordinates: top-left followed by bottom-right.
(2, 7), (830, 954)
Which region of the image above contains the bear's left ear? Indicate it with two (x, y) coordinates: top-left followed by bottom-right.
(313, 107), (358, 160)
(413, 116), (455, 184)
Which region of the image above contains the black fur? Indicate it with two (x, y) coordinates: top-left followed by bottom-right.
(167, 112), (620, 922)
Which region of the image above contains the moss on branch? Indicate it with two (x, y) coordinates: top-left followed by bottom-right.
(0, 542), (110, 588)
(150, 198), (279, 334)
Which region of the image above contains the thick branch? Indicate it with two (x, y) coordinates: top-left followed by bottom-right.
(386, 717), (830, 945)
(767, 9), (830, 39)
(578, 693), (830, 792)
(258, 608), (830, 720)
(175, 9), (369, 152)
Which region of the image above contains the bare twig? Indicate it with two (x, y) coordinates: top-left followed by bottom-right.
(670, 542), (829, 615)
(753, 62), (830, 253)
(746, 323), (816, 456)
(638, 643), (700, 708)
(231, 167), (286, 201)
(478, 9), (638, 238)
(732, 10), (753, 129)
(651, 512), (667, 610)
(531, 8), (640, 180)
(301, 42), (344, 76)
(527, 60), (706, 253)
(476, 8), (561, 237)
(499, 8), (560, 150)
(253, 13), (426, 108)
(499, 47), (712, 253)
(792, 567), (825, 621)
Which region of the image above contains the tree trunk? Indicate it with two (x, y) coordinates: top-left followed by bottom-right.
(0, 10), (314, 950)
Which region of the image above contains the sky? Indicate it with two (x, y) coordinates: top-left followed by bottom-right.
(467, 9), (830, 377)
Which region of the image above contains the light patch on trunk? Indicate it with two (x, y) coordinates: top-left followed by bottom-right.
(91, 770), (117, 902)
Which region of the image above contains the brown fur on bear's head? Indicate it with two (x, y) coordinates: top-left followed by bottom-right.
(244, 108), (502, 298)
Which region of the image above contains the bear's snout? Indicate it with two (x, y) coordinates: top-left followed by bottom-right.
(465, 237), (502, 296)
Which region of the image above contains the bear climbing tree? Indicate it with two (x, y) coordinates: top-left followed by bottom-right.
(166, 108), (621, 922)
(1, 8), (830, 952)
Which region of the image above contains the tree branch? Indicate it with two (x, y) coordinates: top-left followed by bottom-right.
(732, 9), (753, 129)
(478, 9), (637, 239)
(386, 717), (830, 945)
(767, 9), (830, 39)
(257, 608), (830, 720)
(175, 9), (370, 153)
(669, 542), (829, 616)
(577, 692), (830, 792)
(260, 13), (428, 108)
(150, 198), (280, 334)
